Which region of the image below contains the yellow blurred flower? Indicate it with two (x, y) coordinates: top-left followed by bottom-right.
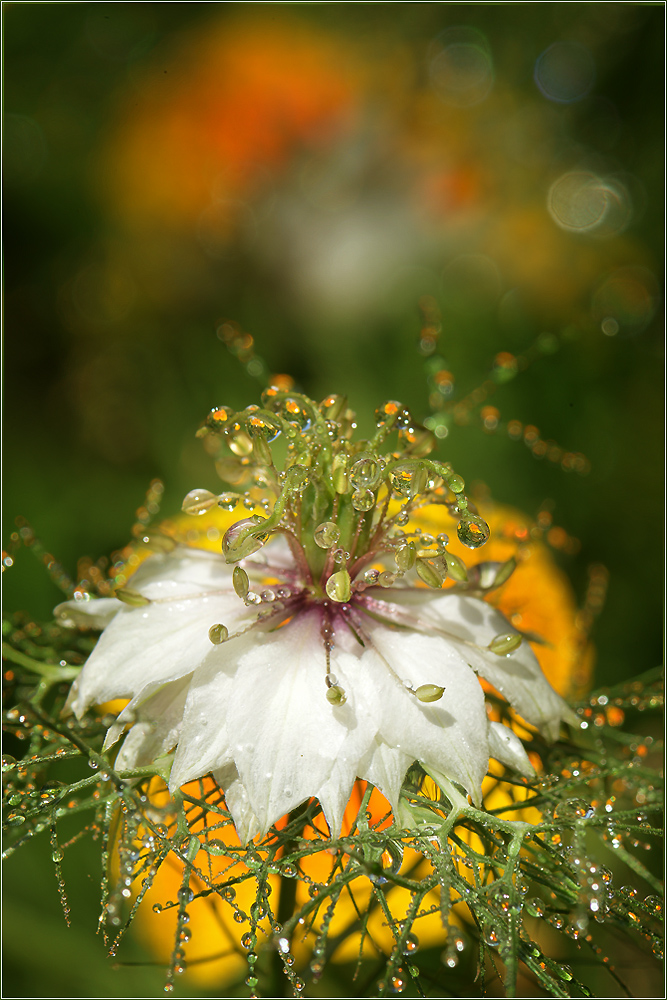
(118, 495), (592, 986)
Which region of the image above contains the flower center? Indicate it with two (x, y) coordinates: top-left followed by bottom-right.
(184, 390), (491, 603)
(180, 391), (501, 708)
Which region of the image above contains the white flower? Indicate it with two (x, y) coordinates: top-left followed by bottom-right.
(59, 541), (571, 841)
(58, 392), (575, 842)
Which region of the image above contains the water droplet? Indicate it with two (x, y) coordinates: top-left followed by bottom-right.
(320, 393), (347, 420)
(374, 400), (408, 427)
(280, 397), (309, 428)
(314, 522), (341, 549)
(643, 894), (662, 916)
(351, 488), (375, 512)
(222, 516), (269, 562)
(403, 932), (419, 955)
(222, 887), (236, 901)
(206, 404), (234, 431)
(217, 492), (239, 511)
(526, 897), (545, 918)
(326, 569), (351, 603)
(553, 798), (593, 822)
(415, 683), (445, 703)
(488, 632), (522, 656)
(208, 623), (228, 644)
(241, 932), (254, 949)
(181, 489), (219, 515)
(389, 968), (407, 993)
(278, 936), (291, 953)
(177, 887), (194, 905)
(1, 756), (17, 772)
(7, 813), (25, 826)
(483, 924), (501, 947)
(281, 864), (297, 878)
(350, 455), (384, 491)
(457, 514), (490, 548)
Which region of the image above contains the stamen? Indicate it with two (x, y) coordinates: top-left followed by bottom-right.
(233, 566), (249, 601)
(414, 684), (446, 703)
(116, 588), (151, 607)
(208, 624), (229, 644)
(488, 633), (523, 656)
(326, 569), (351, 603)
(326, 685), (347, 705)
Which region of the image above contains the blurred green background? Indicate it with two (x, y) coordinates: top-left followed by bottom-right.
(3, 3), (663, 996)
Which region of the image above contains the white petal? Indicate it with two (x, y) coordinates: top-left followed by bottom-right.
(66, 586), (248, 718)
(128, 547), (238, 600)
(314, 705), (380, 836)
(375, 591), (572, 741)
(212, 763), (262, 844)
(167, 642), (239, 791)
(55, 597), (123, 630)
(357, 739), (413, 819)
(227, 611), (378, 834)
(488, 721), (535, 778)
(176, 609), (376, 834)
(341, 618), (489, 805)
(110, 676), (192, 771)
